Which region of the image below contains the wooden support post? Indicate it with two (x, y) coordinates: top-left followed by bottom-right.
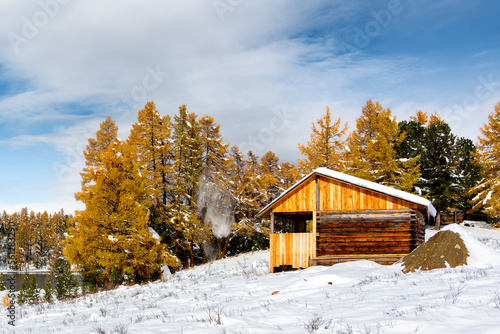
(315, 176), (320, 211)
(434, 212), (441, 230)
(312, 211), (317, 261)
(270, 212), (274, 234)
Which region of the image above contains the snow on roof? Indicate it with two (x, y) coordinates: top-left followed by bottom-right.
(258, 167), (437, 217)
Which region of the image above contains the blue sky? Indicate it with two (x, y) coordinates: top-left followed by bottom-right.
(1, 0), (500, 213)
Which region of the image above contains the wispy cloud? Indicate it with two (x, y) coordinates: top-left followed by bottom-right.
(0, 0), (499, 212)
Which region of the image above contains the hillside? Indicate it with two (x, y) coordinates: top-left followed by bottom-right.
(3, 225), (500, 333)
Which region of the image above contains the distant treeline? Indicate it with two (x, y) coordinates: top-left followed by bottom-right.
(0, 209), (73, 270)
(2, 99), (500, 289)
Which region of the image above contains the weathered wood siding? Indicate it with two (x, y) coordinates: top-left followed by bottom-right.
(270, 233), (314, 272)
(270, 175), (421, 214)
(316, 210), (424, 257)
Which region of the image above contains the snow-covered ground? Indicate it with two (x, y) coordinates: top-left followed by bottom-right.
(3, 225), (500, 333)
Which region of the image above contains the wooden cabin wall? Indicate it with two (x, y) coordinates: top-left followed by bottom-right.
(272, 176), (316, 213)
(317, 176), (419, 212)
(316, 210), (424, 257)
(270, 175), (421, 214)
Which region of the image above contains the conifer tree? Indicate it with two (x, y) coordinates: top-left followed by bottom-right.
(396, 119), (427, 160)
(199, 115), (229, 182)
(65, 140), (178, 285)
(168, 105), (204, 267)
(471, 102), (500, 221)
(224, 147), (273, 255)
(298, 106), (348, 173)
(279, 162), (300, 190)
(17, 273), (40, 304)
(455, 137), (482, 211)
(346, 100), (420, 192)
(17, 273), (29, 305)
(398, 111), (481, 212)
(243, 150), (266, 211)
(79, 117), (118, 192)
(259, 151), (282, 203)
(16, 208), (34, 266)
(127, 101), (173, 208)
(417, 118), (458, 211)
(28, 275), (40, 304)
(53, 258), (78, 300)
(410, 110), (429, 125)
(43, 275), (53, 303)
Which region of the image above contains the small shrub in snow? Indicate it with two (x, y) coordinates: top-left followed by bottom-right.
(92, 326), (108, 334)
(304, 314), (328, 333)
(99, 307), (107, 317)
(112, 324), (128, 334)
(490, 290), (500, 309)
(444, 283), (466, 304)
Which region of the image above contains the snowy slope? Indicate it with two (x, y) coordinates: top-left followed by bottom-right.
(3, 226), (500, 333)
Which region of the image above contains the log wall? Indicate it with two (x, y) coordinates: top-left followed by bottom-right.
(316, 210), (424, 257)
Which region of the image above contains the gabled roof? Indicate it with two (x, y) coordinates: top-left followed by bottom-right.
(258, 167), (437, 217)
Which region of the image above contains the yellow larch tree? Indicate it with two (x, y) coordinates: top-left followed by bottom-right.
(127, 101), (173, 208)
(346, 100), (420, 192)
(298, 106), (348, 174)
(471, 101), (500, 221)
(65, 139), (178, 287)
(80, 117), (118, 190)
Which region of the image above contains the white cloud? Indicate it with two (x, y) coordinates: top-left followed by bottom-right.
(1, 0), (499, 212)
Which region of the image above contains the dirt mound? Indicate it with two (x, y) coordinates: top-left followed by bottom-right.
(400, 230), (468, 273)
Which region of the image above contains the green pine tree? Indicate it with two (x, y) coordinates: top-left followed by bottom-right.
(455, 137), (482, 211)
(43, 275), (54, 303)
(53, 258), (78, 300)
(398, 111), (481, 212)
(17, 272), (32, 305)
(417, 118), (458, 211)
(28, 275), (40, 304)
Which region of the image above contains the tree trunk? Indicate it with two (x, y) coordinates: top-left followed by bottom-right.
(218, 234), (233, 260)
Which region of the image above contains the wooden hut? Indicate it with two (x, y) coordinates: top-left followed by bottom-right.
(257, 168), (437, 273)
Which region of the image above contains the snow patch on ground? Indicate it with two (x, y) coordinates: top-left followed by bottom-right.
(3, 227), (500, 333)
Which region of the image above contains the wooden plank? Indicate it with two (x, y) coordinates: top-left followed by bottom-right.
(318, 233), (412, 240)
(315, 176), (320, 211)
(317, 246), (413, 252)
(270, 233), (314, 271)
(317, 222), (412, 229)
(317, 215), (412, 222)
(318, 229), (413, 235)
(317, 209), (416, 215)
(329, 180), (334, 211)
(312, 211), (317, 259)
(270, 212), (275, 234)
(313, 254), (405, 266)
